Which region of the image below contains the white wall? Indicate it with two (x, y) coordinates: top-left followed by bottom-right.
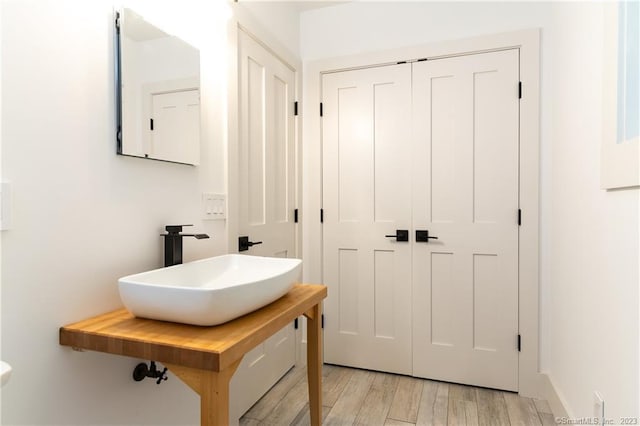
(300, 0), (638, 421)
(300, 1), (550, 61)
(235, 2), (301, 57)
(547, 2), (639, 419)
(1, 0), (228, 424)
(0, 1), (3, 420)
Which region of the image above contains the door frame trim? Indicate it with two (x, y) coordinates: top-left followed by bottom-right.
(303, 28), (541, 397)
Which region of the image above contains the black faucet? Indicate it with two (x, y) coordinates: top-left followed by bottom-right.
(161, 224), (209, 267)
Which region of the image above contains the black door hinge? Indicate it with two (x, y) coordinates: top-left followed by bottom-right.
(517, 334), (521, 352)
(116, 125), (122, 150)
(294, 318), (299, 329)
(150, 118), (154, 131)
(518, 209), (522, 226)
(320, 103), (324, 117)
(518, 81), (522, 99)
(115, 12), (121, 31)
(321, 314), (324, 329)
(294, 101), (299, 116)
(320, 208), (324, 223)
(397, 60), (407, 64)
(294, 208), (299, 223)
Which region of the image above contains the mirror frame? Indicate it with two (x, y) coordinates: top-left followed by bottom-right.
(115, 10), (123, 155)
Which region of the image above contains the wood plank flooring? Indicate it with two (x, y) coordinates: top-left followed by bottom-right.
(240, 364), (554, 426)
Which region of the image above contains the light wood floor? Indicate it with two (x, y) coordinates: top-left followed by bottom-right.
(239, 364), (556, 426)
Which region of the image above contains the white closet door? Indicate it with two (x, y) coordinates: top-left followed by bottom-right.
(322, 63), (413, 375)
(412, 49), (520, 391)
(230, 29), (297, 421)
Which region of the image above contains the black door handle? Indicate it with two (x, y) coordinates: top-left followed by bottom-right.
(239, 236), (263, 252)
(385, 230), (409, 242)
(416, 230), (438, 242)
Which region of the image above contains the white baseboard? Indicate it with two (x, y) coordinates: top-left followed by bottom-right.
(539, 372), (572, 419)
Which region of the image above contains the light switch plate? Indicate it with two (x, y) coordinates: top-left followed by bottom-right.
(202, 193), (226, 220)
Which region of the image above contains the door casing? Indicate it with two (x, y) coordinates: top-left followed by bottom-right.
(303, 29), (541, 398)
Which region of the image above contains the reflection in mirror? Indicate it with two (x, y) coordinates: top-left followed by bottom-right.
(115, 7), (201, 165)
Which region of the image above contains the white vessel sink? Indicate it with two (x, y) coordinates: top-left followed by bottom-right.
(118, 254), (302, 326)
(1, 361), (12, 387)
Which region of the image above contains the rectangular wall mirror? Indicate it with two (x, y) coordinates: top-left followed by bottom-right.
(115, 7), (201, 165)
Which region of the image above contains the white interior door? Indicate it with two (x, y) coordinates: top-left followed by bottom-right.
(411, 49), (520, 391)
(238, 30), (296, 260)
(322, 63), (413, 375)
(322, 49), (520, 391)
(230, 29), (297, 421)
(150, 89), (199, 163)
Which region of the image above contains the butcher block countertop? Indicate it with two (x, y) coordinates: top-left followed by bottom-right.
(59, 283), (327, 426)
(59, 283), (327, 372)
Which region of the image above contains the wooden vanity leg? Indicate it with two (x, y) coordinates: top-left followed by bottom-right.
(200, 359), (241, 426)
(166, 359), (242, 426)
(304, 303), (323, 426)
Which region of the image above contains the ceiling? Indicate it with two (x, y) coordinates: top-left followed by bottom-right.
(237, 1), (349, 14)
